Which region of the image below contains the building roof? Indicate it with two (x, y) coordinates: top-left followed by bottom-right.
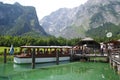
(117, 39), (120, 42)
(81, 37), (94, 41)
(78, 37), (100, 48)
(107, 40), (120, 45)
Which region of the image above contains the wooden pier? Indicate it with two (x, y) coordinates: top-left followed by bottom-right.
(72, 53), (107, 62)
(109, 49), (120, 74)
(74, 54), (107, 57)
(72, 47), (120, 75)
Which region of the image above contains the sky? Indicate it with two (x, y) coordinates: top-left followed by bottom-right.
(0, 0), (88, 20)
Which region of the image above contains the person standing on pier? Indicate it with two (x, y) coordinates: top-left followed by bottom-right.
(100, 43), (105, 55)
(107, 43), (113, 54)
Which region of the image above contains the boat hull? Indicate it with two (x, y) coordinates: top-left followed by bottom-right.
(14, 56), (70, 64)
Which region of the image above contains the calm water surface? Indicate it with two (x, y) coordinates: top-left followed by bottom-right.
(0, 62), (120, 80)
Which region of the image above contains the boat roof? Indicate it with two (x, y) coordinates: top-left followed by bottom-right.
(20, 46), (72, 49)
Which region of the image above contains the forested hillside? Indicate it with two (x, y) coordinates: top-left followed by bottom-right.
(87, 22), (120, 37)
(0, 2), (48, 37)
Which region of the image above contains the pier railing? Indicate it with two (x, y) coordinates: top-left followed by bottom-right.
(72, 47), (108, 62)
(109, 48), (120, 74)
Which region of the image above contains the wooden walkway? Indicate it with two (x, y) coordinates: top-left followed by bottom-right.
(109, 49), (120, 74)
(74, 54), (107, 57)
(70, 53), (108, 62)
(110, 54), (120, 64)
(72, 49), (120, 74)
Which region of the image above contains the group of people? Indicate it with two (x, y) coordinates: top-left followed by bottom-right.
(73, 43), (113, 55)
(100, 43), (113, 55)
(73, 44), (91, 54)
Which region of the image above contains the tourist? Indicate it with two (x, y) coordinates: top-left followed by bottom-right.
(100, 43), (105, 55)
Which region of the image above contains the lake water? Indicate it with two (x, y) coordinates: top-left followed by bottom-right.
(0, 62), (120, 80)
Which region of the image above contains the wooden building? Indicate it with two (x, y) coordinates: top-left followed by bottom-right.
(78, 37), (100, 49)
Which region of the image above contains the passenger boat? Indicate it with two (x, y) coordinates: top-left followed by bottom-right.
(14, 46), (72, 64)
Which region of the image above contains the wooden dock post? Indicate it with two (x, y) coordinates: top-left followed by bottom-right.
(107, 50), (110, 62)
(118, 52), (120, 74)
(70, 48), (74, 62)
(117, 64), (120, 75)
(32, 48), (35, 69)
(109, 58), (113, 67)
(4, 49), (7, 63)
(113, 62), (117, 71)
(56, 49), (59, 65)
(119, 52), (120, 61)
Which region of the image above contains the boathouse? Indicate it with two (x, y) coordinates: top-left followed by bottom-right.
(77, 37), (100, 49)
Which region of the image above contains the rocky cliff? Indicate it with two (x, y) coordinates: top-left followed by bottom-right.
(0, 2), (48, 37)
(40, 0), (120, 39)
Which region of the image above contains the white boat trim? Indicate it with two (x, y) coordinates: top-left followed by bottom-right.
(14, 56), (70, 64)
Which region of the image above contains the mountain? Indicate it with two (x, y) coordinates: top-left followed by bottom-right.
(0, 2), (48, 37)
(40, 0), (120, 39)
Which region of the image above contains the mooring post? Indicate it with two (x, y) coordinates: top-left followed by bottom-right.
(113, 62), (117, 71)
(107, 50), (110, 62)
(32, 48), (35, 69)
(4, 49), (7, 63)
(119, 52), (120, 62)
(118, 52), (120, 75)
(56, 49), (59, 65)
(70, 48), (73, 62)
(117, 64), (120, 75)
(109, 58), (112, 67)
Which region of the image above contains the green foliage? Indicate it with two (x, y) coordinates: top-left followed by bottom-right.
(0, 47), (20, 55)
(87, 22), (120, 42)
(0, 36), (81, 47)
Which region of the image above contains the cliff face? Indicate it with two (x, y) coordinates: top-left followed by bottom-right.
(0, 2), (48, 36)
(40, 0), (120, 39)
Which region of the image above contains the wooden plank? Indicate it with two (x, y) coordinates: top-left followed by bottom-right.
(74, 54), (107, 57)
(111, 57), (120, 65)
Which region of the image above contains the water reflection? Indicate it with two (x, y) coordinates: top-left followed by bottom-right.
(13, 61), (70, 71)
(0, 62), (120, 80)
